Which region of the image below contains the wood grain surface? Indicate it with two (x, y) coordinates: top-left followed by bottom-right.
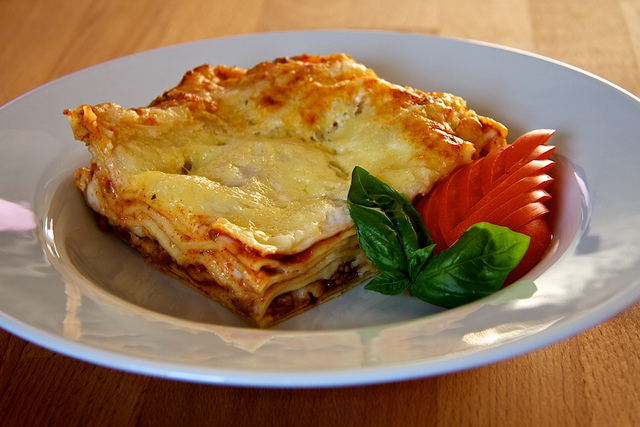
(1, 1), (639, 425)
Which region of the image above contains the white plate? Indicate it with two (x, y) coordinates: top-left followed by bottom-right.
(1, 30), (640, 388)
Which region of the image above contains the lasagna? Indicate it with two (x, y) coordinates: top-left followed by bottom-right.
(65, 53), (507, 327)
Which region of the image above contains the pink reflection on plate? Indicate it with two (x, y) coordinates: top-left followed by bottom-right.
(0, 199), (36, 232)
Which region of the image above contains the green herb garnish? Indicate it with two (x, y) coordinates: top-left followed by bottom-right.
(347, 166), (530, 308)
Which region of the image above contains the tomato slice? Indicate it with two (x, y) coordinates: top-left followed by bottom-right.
(416, 129), (556, 281)
(451, 174), (553, 237)
(504, 217), (552, 286)
(504, 129), (555, 167)
(452, 188), (551, 240)
(421, 181), (447, 249)
(500, 201), (550, 232)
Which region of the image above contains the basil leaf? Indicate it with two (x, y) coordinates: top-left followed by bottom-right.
(347, 166), (432, 273)
(347, 167), (530, 310)
(364, 270), (412, 295)
(408, 244), (435, 281)
(411, 222), (530, 308)
(346, 202), (410, 272)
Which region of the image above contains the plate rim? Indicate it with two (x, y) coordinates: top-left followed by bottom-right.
(2, 29), (640, 388)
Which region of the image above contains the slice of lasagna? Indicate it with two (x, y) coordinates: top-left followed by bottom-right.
(65, 53), (507, 327)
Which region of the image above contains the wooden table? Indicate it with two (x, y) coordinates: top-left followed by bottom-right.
(2, 1), (639, 425)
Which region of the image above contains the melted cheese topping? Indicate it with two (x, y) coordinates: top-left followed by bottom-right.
(67, 54), (506, 257)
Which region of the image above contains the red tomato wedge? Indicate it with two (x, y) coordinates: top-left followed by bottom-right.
(415, 129), (556, 285)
